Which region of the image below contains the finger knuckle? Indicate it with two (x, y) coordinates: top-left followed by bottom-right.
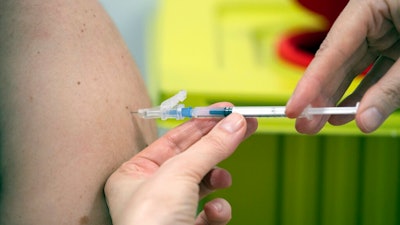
(379, 83), (400, 109)
(163, 132), (184, 154)
(202, 134), (228, 155)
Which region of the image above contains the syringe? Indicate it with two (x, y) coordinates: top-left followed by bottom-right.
(133, 104), (359, 120)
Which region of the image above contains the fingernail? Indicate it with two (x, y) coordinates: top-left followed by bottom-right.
(220, 114), (244, 133)
(359, 107), (384, 132)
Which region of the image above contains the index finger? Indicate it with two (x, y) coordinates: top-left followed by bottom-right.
(286, 0), (371, 117)
(131, 102), (232, 175)
(124, 102), (258, 176)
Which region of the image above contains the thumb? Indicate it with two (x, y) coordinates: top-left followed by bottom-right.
(356, 60), (400, 133)
(161, 113), (249, 183)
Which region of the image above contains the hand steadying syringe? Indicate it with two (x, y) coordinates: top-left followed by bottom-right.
(132, 90), (359, 120)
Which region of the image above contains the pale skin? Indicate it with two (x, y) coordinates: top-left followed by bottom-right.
(104, 0), (400, 223)
(105, 111), (258, 225)
(0, 0), (158, 224)
(0, 1), (259, 224)
(286, 0), (400, 134)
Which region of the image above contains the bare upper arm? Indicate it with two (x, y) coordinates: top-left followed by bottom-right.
(0, 1), (157, 224)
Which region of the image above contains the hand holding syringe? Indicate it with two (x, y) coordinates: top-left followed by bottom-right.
(133, 90), (359, 120)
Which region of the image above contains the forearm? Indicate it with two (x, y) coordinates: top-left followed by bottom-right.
(0, 0), (157, 224)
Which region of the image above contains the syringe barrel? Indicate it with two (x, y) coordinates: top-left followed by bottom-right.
(191, 106), (287, 118)
(136, 104), (358, 120)
(189, 107), (231, 118)
(233, 106), (286, 117)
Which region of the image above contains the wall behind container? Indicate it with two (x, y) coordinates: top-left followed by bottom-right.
(99, 0), (158, 83)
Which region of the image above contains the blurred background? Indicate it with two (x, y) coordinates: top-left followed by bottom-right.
(101, 1), (400, 225)
(99, 0), (157, 82)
